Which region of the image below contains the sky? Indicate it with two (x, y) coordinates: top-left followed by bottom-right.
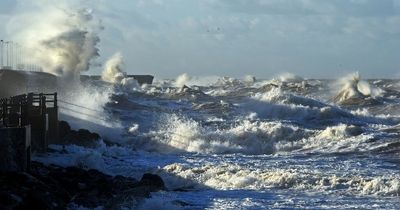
(0, 0), (399, 79)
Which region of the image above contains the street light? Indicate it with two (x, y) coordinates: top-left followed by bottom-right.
(10, 41), (13, 69)
(0, 40), (3, 69)
(5, 41), (9, 68)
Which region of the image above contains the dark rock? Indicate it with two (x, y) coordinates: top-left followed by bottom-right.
(58, 121), (71, 139)
(139, 173), (166, 191)
(0, 161), (165, 209)
(0, 192), (21, 209)
(0, 170), (68, 209)
(58, 121), (101, 147)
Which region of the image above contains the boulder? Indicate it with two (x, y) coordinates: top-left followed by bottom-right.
(58, 121), (101, 147)
(58, 121), (71, 139)
(139, 173), (166, 192)
(0, 162), (167, 209)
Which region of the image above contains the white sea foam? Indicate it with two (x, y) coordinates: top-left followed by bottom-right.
(137, 194), (185, 210)
(277, 72), (304, 83)
(332, 72), (383, 104)
(158, 163), (400, 196)
(175, 73), (192, 88)
(243, 75), (257, 84)
(244, 88), (354, 124)
(33, 74), (400, 209)
(213, 76), (243, 86)
(101, 52), (141, 92)
(58, 82), (125, 141)
(142, 114), (310, 155)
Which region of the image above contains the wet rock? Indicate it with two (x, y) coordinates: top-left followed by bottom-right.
(139, 173), (166, 191)
(58, 121), (101, 147)
(0, 162), (166, 209)
(58, 120), (71, 139)
(0, 170), (68, 209)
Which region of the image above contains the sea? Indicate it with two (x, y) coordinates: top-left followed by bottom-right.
(34, 73), (400, 209)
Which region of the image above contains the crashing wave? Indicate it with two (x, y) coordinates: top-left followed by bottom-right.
(246, 88), (355, 126)
(141, 114), (311, 155)
(278, 73), (304, 83)
(166, 85), (210, 100)
(331, 73), (383, 105)
(157, 163), (400, 196)
(257, 77), (321, 96)
(214, 76), (243, 87)
(174, 73), (192, 88)
(101, 53), (140, 92)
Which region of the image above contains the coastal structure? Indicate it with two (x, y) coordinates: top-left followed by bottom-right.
(0, 69), (154, 98)
(0, 69), (57, 98)
(0, 92), (58, 171)
(80, 74), (154, 85)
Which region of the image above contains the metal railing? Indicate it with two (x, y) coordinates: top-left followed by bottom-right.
(0, 92), (57, 127)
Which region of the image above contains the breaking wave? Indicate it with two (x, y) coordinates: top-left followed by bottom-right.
(159, 163), (400, 196)
(331, 72), (383, 105)
(141, 114), (309, 154)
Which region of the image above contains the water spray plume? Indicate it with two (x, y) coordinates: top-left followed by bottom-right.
(175, 73), (191, 87)
(10, 5), (101, 80)
(332, 72), (383, 104)
(102, 52), (125, 84)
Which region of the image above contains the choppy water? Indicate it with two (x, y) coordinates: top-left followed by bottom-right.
(36, 75), (400, 209)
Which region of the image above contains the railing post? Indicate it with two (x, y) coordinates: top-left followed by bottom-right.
(54, 92), (57, 108)
(27, 93), (33, 106)
(2, 99), (7, 126)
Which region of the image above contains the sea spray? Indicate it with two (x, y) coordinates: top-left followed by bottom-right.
(58, 82), (125, 141)
(175, 73), (192, 87)
(102, 52), (125, 84)
(142, 114), (308, 154)
(243, 75), (257, 84)
(9, 5), (101, 79)
(278, 72), (304, 83)
(101, 52), (140, 91)
(332, 72), (384, 104)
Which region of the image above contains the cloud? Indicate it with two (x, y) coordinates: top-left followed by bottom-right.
(217, 0), (399, 17)
(1, 0), (399, 78)
(0, 0), (17, 14)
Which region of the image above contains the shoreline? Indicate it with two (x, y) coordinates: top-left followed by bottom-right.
(0, 161), (165, 209)
(0, 120), (166, 209)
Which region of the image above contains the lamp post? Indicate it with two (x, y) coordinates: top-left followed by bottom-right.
(0, 40), (3, 69)
(15, 43), (19, 70)
(5, 41), (9, 68)
(10, 41), (13, 69)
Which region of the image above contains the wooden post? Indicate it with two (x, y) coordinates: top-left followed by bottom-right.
(47, 93), (59, 144)
(1, 99), (6, 126)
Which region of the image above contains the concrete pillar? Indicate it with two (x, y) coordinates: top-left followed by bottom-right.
(47, 107), (59, 144)
(0, 125), (31, 172)
(29, 110), (47, 153)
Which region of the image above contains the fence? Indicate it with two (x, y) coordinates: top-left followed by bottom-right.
(0, 92), (58, 152)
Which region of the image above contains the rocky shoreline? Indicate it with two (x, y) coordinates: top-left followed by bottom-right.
(0, 121), (166, 209)
(0, 162), (165, 209)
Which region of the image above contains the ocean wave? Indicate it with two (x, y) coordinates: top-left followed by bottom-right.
(159, 163), (400, 196)
(141, 114), (311, 155)
(331, 72), (384, 106)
